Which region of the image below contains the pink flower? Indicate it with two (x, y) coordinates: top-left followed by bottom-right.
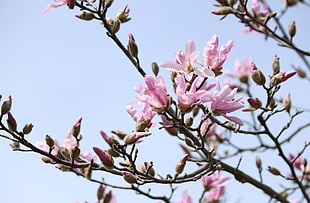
(93, 146), (114, 169)
(135, 75), (170, 112)
(208, 186), (226, 201)
(201, 171), (230, 191)
(43, 0), (75, 15)
(288, 153), (304, 171)
(203, 35), (234, 70)
(160, 40), (215, 78)
(175, 75), (211, 112)
(126, 101), (156, 128)
(176, 190), (192, 203)
(208, 84), (244, 125)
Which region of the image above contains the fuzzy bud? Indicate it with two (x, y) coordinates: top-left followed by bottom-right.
(97, 184), (105, 201)
(45, 135), (55, 148)
(70, 145), (80, 161)
(112, 19), (121, 34)
(22, 123), (34, 135)
(93, 146), (114, 169)
(152, 62), (159, 76)
(138, 162), (155, 176)
(272, 55), (280, 75)
(111, 130), (127, 140)
(103, 191), (113, 203)
(251, 69), (266, 86)
(211, 6), (233, 15)
(123, 172), (137, 184)
(128, 33), (138, 58)
(123, 131), (151, 145)
(296, 67), (306, 78)
(282, 93), (292, 113)
(248, 97), (262, 109)
(256, 156), (262, 169)
(1, 95), (12, 115)
(175, 154), (189, 174)
(75, 12), (94, 21)
(105, 0), (114, 8)
(71, 117), (82, 138)
(185, 117), (193, 127)
(288, 21), (296, 39)
(7, 112), (17, 132)
(268, 166), (281, 176)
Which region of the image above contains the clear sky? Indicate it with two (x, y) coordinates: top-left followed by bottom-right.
(0, 0), (310, 202)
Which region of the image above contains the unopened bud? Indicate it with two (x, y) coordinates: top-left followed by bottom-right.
(111, 130), (127, 140)
(7, 112), (17, 132)
(184, 137), (194, 147)
(70, 145), (80, 161)
(288, 21), (296, 39)
(97, 184), (105, 200)
(251, 69), (266, 86)
(128, 33), (138, 58)
(185, 117), (193, 127)
(295, 67), (306, 78)
(112, 19), (121, 34)
(282, 93), (292, 113)
(211, 6), (233, 15)
(192, 106), (199, 117)
(71, 117), (82, 138)
(22, 123), (34, 134)
(1, 95), (12, 115)
(93, 146), (114, 169)
(45, 135), (55, 148)
(175, 154), (189, 174)
(105, 0), (114, 8)
(152, 62), (159, 76)
(255, 156), (262, 169)
(269, 98), (276, 108)
(75, 12), (94, 21)
(123, 172), (137, 184)
(103, 191), (113, 203)
(106, 148), (120, 157)
(272, 55), (280, 75)
(268, 166), (281, 176)
(247, 97), (262, 109)
(41, 157), (52, 163)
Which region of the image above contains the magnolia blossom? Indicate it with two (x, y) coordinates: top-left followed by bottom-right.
(288, 153), (304, 171)
(176, 190), (192, 203)
(207, 84), (244, 125)
(135, 75), (170, 112)
(160, 40), (215, 78)
(126, 101), (156, 129)
(43, 0), (75, 15)
(203, 35), (234, 70)
(201, 171), (230, 190)
(208, 185), (226, 201)
(175, 75), (211, 112)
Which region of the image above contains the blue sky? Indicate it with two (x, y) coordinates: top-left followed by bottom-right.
(1, 0), (310, 202)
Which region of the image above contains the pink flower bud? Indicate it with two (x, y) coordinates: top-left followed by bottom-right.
(247, 97), (262, 109)
(1, 95), (12, 115)
(93, 146), (114, 169)
(282, 93), (292, 113)
(71, 117), (82, 138)
(175, 154), (189, 174)
(122, 171), (137, 184)
(128, 33), (138, 58)
(75, 12), (94, 21)
(7, 112), (17, 132)
(123, 131), (151, 145)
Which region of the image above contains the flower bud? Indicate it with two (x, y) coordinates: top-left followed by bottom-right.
(103, 191), (113, 203)
(255, 156), (262, 169)
(123, 131), (151, 145)
(45, 135), (55, 148)
(105, 0), (114, 8)
(295, 67), (306, 78)
(272, 55), (280, 75)
(112, 19), (121, 34)
(123, 171), (137, 184)
(111, 130), (127, 140)
(75, 12), (94, 21)
(97, 184), (105, 201)
(282, 93), (292, 113)
(185, 117), (193, 127)
(41, 157), (52, 163)
(116, 6), (131, 23)
(128, 33), (138, 58)
(268, 166), (281, 176)
(7, 112), (17, 132)
(93, 146), (114, 169)
(138, 162), (155, 176)
(175, 154), (189, 174)
(71, 117), (82, 138)
(211, 6), (233, 15)
(70, 145), (80, 161)
(288, 21), (296, 39)
(1, 95), (12, 115)
(251, 69), (266, 86)
(22, 123), (34, 134)
(152, 62), (159, 76)
(247, 97), (262, 109)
